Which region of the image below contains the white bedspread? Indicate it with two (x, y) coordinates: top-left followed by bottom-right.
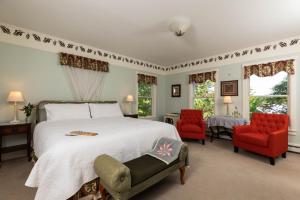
(25, 117), (181, 200)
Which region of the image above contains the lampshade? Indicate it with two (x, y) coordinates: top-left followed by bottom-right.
(7, 91), (24, 102)
(126, 95), (134, 102)
(223, 96), (232, 104)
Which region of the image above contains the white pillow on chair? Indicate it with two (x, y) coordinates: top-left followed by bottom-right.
(45, 103), (91, 121)
(89, 103), (123, 119)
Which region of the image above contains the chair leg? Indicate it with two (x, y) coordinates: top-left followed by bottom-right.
(269, 157), (275, 166)
(99, 184), (107, 200)
(202, 139), (205, 145)
(179, 167), (185, 185)
(234, 146), (239, 153)
(282, 152), (287, 158)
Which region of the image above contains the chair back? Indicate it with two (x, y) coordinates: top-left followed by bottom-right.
(180, 109), (203, 125)
(251, 113), (289, 134)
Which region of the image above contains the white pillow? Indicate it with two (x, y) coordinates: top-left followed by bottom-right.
(89, 103), (123, 119)
(44, 103), (91, 121)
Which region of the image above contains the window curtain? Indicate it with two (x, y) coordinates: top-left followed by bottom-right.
(137, 73), (157, 85)
(244, 59), (295, 79)
(189, 71), (216, 84)
(60, 53), (109, 101)
(60, 53), (109, 72)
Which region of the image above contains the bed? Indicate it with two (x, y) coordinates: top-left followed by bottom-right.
(25, 101), (181, 200)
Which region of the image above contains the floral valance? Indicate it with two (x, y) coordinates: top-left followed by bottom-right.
(60, 53), (109, 72)
(189, 71), (216, 84)
(244, 59), (295, 79)
(138, 73), (157, 85)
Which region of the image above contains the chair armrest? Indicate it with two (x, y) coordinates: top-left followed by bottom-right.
(177, 119), (183, 130)
(94, 154), (131, 192)
(269, 129), (288, 148)
(233, 125), (254, 134)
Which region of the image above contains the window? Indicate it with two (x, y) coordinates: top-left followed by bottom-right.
(138, 82), (155, 117)
(192, 80), (215, 119)
(249, 71), (288, 116)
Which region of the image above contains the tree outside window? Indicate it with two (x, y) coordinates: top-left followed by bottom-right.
(249, 71), (288, 116)
(138, 82), (152, 117)
(193, 80), (215, 119)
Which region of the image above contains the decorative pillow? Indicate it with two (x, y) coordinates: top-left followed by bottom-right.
(89, 103), (123, 118)
(44, 103), (91, 121)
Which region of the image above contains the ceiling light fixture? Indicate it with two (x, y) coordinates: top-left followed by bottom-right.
(168, 16), (191, 37)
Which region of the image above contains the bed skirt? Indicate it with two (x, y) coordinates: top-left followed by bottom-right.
(32, 152), (101, 200)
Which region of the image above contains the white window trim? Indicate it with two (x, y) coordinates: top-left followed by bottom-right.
(188, 69), (219, 115)
(241, 57), (297, 135)
(136, 72), (157, 119)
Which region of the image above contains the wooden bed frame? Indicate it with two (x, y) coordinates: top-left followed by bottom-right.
(34, 100), (117, 200)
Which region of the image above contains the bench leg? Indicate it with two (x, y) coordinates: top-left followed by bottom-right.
(99, 184), (107, 200)
(179, 167), (185, 185)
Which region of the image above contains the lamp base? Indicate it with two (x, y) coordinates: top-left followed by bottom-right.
(9, 119), (21, 124)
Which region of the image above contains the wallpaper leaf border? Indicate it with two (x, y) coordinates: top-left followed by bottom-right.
(1, 23), (300, 74)
(0, 24), (164, 72)
(165, 38), (300, 72)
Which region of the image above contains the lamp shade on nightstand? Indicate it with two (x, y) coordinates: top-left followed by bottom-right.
(125, 95), (135, 114)
(7, 91), (24, 102)
(223, 96), (232, 116)
(126, 95), (134, 102)
(223, 96), (232, 104)
(7, 91), (24, 123)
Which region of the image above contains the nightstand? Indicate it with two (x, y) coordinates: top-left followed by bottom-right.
(124, 114), (138, 118)
(0, 122), (32, 164)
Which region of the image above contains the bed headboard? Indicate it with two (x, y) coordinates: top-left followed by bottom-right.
(36, 100), (118, 123)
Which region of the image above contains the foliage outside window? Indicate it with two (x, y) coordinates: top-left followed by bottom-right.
(249, 71), (288, 116)
(138, 82), (152, 117)
(193, 80), (215, 119)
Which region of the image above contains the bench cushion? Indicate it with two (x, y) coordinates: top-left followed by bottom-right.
(124, 155), (178, 186)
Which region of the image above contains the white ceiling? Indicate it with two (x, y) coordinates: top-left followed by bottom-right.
(1, 0), (300, 66)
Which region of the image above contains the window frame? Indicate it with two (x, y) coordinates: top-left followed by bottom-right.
(188, 69), (219, 117)
(136, 72), (157, 119)
(242, 57), (297, 135)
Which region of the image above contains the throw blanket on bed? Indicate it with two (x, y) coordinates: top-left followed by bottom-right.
(146, 137), (183, 165)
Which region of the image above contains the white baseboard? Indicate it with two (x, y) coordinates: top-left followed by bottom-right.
(288, 143), (300, 153)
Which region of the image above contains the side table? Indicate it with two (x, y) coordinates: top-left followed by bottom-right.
(164, 113), (180, 126)
(0, 122), (32, 165)
(207, 116), (247, 142)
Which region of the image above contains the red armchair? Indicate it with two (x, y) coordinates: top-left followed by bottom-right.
(233, 113), (289, 165)
(176, 109), (206, 145)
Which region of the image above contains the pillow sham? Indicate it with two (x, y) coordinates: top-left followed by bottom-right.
(89, 103), (123, 119)
(44, 103), (91, 121)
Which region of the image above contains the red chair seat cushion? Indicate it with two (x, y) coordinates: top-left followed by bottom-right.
(181, 124), (202, 133)
(238, 133), (269, 147)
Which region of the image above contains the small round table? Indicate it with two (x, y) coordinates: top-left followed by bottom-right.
(207, 115), (247, 142)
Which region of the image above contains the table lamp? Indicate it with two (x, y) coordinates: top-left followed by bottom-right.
(7, 91), (24, 123)
(126, 95), (134, 114)
(223, 96), (232, 116)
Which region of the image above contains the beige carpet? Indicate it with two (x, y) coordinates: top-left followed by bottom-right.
(0, 140), (300, 200)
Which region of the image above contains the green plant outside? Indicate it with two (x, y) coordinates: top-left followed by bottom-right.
(138, 82), (152, 117)
(249, 76), (288, 116)
(193, 80), (215, 119)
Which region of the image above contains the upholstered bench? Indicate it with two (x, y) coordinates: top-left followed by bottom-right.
(94, 143), (188, 200)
